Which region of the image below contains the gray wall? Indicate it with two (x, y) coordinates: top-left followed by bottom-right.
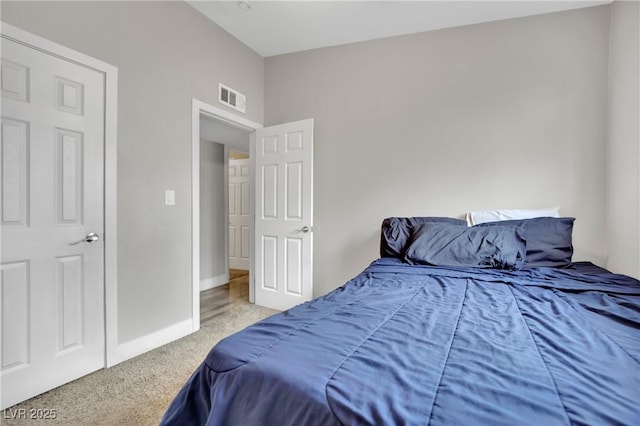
(3, 0), (636, 345)
(1, 1), (265, 343)
(607, 1), (640, 279)
(265, 6), (612, 296)
(200, 141), (226, 281)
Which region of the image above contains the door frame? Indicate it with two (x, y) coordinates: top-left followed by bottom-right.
(0, 23), (119, 367)
(191, 99), (261, 331)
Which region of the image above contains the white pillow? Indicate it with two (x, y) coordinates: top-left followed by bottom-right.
(466, 206), (560, 226)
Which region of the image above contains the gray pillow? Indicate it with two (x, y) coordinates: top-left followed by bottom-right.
(403, 222), (527, 270)
(380, 217), (467, 258)
(475, 217), (575, 268)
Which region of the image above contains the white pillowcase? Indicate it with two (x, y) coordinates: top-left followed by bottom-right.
(466, 206), (560, 226)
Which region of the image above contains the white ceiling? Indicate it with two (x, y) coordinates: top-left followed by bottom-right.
(187, 1), (611, 57)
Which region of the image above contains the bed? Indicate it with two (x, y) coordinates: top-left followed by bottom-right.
(161, 216), (640, 426)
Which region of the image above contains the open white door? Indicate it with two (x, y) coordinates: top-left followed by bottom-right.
(229, 158), (250, 270)
(1, 34), (106, 408)
(254, 119), (313, 311)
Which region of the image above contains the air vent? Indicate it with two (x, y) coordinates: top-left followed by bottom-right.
(219, 83), (246, 113)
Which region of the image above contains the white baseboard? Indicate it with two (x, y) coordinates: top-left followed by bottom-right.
(229, 259), (250, 270)
(109, 318), (193, 367)
(200, 273), (229, 291)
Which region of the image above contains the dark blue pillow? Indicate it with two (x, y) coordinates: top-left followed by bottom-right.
(475, 217), (575, 268)
(403, 222), (526, 270)
(380, 217), (467, 258)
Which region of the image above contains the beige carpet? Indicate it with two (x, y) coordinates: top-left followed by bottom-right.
(1, 299), (277, 426)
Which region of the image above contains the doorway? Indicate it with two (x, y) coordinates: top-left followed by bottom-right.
(191, 100), (315, 320)
(191, 100), (261, 330)
(198, 143), (251, 325)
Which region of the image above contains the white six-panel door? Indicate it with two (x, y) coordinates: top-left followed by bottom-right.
(254, 119), (313, 311)
(229, 158), (250, 270)
(1, 36), (105, 409)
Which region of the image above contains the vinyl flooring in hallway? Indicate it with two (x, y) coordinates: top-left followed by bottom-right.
(200, 269), (250, 325)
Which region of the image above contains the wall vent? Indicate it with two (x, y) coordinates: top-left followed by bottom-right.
(219, 83), (246, 113)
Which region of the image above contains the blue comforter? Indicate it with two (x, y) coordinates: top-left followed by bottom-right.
(161, 260), (640, 425)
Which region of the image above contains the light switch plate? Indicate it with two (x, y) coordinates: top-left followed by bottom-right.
(165, 190), (175, 206)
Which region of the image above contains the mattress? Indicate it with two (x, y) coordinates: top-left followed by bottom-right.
(161, 258), (640, 425)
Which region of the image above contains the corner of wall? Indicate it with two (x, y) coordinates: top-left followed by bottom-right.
(605, 0), (640, 279)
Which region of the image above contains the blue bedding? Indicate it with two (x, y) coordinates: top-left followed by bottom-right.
(161, 259), (640, 425)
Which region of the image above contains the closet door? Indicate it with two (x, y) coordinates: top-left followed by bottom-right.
(1, 35), (106, 409)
